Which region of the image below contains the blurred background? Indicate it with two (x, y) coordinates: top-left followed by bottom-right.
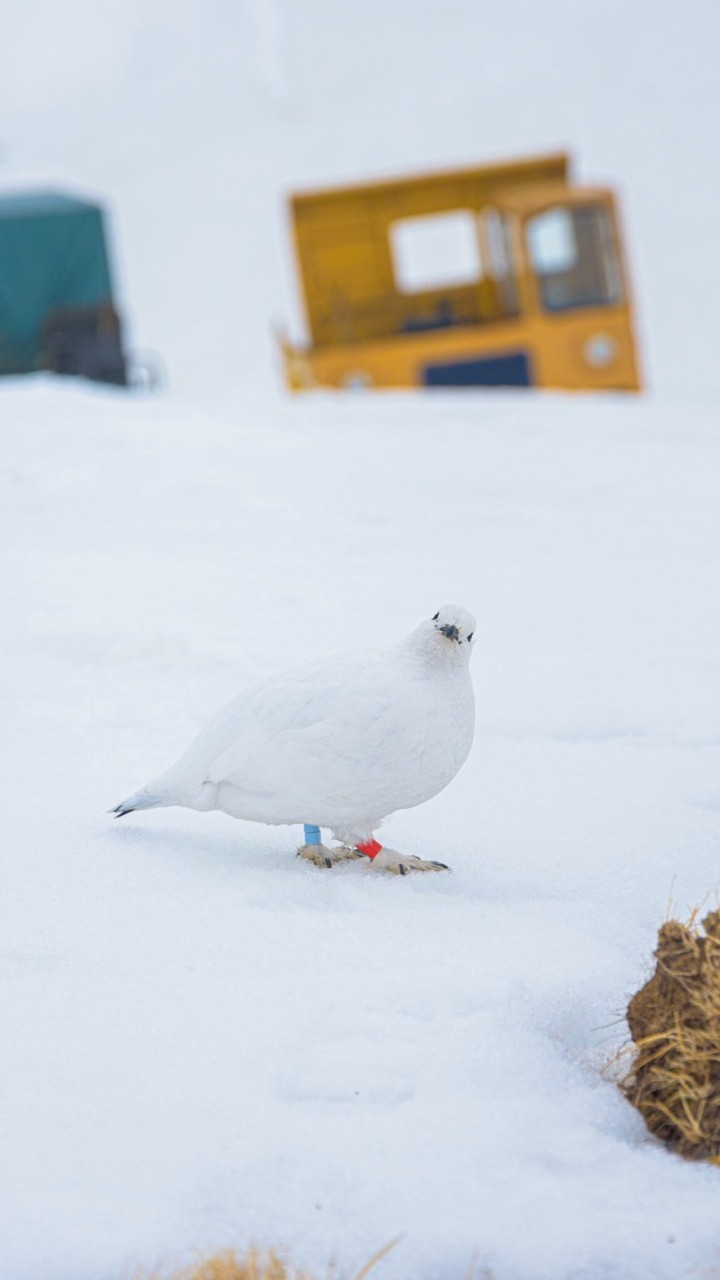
(1, 0), (718, 402)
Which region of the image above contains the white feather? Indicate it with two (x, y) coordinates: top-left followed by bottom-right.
(113, 604), (476, 848)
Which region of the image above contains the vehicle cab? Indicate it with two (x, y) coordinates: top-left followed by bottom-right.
(280, 153), (641, 393)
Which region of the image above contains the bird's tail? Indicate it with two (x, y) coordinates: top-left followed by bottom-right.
(110, 787), (165, 819)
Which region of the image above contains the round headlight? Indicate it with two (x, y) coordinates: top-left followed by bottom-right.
(583, 333), (618, 368)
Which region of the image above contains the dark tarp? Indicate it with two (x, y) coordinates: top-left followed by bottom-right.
(0, 191), (115, 374)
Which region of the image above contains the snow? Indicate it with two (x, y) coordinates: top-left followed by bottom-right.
(2, 2), (720, 1278)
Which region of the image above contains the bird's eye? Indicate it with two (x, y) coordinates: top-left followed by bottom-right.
(467, 632), (474, 642)
(432, 612), (439, 621)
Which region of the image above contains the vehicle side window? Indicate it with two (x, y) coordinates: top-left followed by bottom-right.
(389, 210), (483, 293)
(527, 204), (622, 312)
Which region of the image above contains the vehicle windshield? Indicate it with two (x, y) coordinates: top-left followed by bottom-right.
(526, 203), (622, 312)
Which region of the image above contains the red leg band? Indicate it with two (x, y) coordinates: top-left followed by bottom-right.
(357, 839), (382, 859)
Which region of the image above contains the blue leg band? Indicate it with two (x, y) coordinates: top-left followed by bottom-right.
(303, 824), (322, 846)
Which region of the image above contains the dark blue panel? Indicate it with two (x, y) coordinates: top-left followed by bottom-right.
(423, 351), (532, 387)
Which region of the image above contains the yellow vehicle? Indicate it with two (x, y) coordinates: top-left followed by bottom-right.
(280, 152), (641, 392)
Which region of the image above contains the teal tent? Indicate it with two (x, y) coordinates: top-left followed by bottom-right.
(0, 190), (125, 382)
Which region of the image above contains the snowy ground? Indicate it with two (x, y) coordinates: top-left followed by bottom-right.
(2, 0), (720, 1277)
(2, 384), (720, 1280)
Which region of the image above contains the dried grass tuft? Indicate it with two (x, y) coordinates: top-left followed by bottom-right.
(622, 907), (720, 1161)
(134, 1248), (306, 1280)
(133, 1236), (403, 1280)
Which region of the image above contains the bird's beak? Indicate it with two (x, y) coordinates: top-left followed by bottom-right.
(438, 623), (461, 642)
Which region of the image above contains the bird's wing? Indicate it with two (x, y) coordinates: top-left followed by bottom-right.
(170, 648), (399, 792)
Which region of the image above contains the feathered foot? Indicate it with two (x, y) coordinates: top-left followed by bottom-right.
(363, 846), (450, 875)
(297, 843), (366, 869)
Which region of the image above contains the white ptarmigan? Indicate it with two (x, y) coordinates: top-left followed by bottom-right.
(112, 604), (476, 874)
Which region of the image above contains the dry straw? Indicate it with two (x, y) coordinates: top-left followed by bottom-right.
(133, 1237), (403, 1280)
(135, 1251), (303, 1280)
(134, 1250), (310, 1280)
(623, 907), (720, 1161)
